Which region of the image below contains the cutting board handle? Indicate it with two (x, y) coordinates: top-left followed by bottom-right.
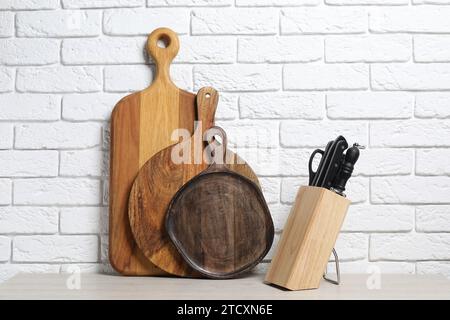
(196, 87), (218, 132)
(147, 28), (179, 85)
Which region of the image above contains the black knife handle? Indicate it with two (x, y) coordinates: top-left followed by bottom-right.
(332, 144), (360, 194)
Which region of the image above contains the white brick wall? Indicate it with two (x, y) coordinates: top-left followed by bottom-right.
(0, 1), (450, 283)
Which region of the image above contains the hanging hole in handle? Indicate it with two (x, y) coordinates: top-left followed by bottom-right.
(156, 34), (171, 49)
(204, 126), (227, 165)
(205, 93), (211, 99)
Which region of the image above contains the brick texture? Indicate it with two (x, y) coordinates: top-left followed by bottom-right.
(0, 2), (449, 283)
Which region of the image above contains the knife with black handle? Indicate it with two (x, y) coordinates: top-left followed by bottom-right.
(313, 137), (344, 187)
(319, 136), (348, 189)
(321, 138), (348, 189)
(330, 143), (361, 196)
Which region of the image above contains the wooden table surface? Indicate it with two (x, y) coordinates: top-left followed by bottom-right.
(0, 273), (449, 300)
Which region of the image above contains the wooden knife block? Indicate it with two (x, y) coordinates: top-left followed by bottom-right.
(265, 186), (350, 290)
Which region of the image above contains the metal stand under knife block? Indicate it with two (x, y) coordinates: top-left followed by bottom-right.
(265, 186), (350, 291)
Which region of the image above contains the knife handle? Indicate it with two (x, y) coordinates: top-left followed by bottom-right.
(332, 145), (360, 194)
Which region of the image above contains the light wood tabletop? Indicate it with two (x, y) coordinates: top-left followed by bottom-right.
(0, 272), (449, 300)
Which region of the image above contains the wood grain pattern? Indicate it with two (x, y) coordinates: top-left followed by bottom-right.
(128, 89), (261, 277)
(165, 146), (274, 279)
(109, 28), (195, 275)
(265, 186), (350, 290)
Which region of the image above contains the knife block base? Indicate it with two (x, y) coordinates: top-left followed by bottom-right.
(265, 186), (350, 291)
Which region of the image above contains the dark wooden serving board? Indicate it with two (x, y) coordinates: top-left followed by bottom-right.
(166, 128), (274, 279)
(128, 88), (261, 277)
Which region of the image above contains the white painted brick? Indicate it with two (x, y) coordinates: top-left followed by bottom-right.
(268, 203), (291, 232)
(17, 67), (102, 93)
(60, 150), (107, 177)
(334, 233), (368, 261)
(0, 179), (11, 205)
(0, 124), (13, 149)
(371, 233), (450, 260)
(60, 207), (108, 234)
(371, 177), (450, 204)
(103, 8), (189, 36)
(414, 36), (450, 63)
(326, 35), (411, 63)
(417, 149), (450, 175)
(0, 0), (448, 279)
(280, 120), (367, 147)
(259, 177), (280, 204)
(63, 0), (143, 8)
(342, 205), (414, 232)
(279, 177), (314, 204)
(0, 39), (59, 66)
(0, 265), (17, 282)
(0, 94), (60, 121)
(149, 0), (232, 6)
(238, 36), (322, 63)
(63, 93), (121, 121)
(194, 65), (280, 92)
(13, 235), (98, 262)
(372, 64), (450, 91)
(62, 37), (146, 65)
(0, 264), (60, 283)
(417, 206), (450, 232)
(281, 8), (366, 35)
(216, 120), (278, 148)
(0, 67), (13, 93)
(101, 235), (108, 262)
(177, 36), (236, 63)
(327, 92), (413, 120)
(415, 93), (450, 119)
(284, 64), (368, 91)
(346, 177), (369, 204)
(0, 151), (58, 177)
(413, 0), (450, 3)
(16, 10), (101, 37)
(102, 125), (110, 151)
(355, 148), (413, 176)
(236, 148), (311, 176)
(327, 0), (407, 4)
(370, 7), (450, 33)
(371, 120), (450, 147)
(104, 65), (192, 92)
(237, 0), (317, 5)
(0, 12), (13, 38)
(14, 178), (101, 205)
(0, 0), (59, 10)
(327, 261), (415, 275)
(215, 93), (238, 120)
(0, 207), (58, 234)
(15, 123), (102, 149)
(0, 237), (10, 262)
(102, 179), (109, 206)
(192, 8), (277, 35)
(417, 262), (450, 279)
(240, 93), (323, 120)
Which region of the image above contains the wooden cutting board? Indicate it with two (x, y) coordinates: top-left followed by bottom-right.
(128, 88), (261, 277)
(165, 127), (274, 279)
(109, 28), (196, 275)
